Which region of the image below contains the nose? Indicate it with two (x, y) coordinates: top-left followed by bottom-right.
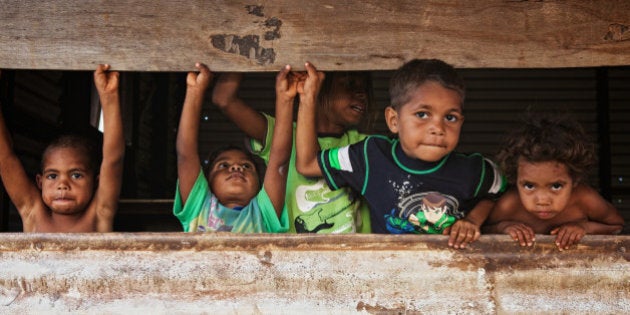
(429, 118), (445, 136)
(534, 191), (551, 205)
(57, 176), (69, 190)
(229, 164), (243, 172)
(354, 91), (367, 101)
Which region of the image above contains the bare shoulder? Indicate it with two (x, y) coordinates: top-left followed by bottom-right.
(570, 184), (610, 209)
(488, 189), (523, 221)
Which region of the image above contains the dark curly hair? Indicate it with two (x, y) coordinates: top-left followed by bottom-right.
(496, 112), (596, 185)
(389, 59), (465, 110)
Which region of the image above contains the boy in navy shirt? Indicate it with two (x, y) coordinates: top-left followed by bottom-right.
(296, 59), (505, 248)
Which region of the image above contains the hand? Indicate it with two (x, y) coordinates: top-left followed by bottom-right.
(550, 222), (586, 251)
(297, 62), (325, 102)
(94, 64), (120, 96)
(498, 221), (535, 247)
(443, 219), (481, 249)
(276, 64), (305, 102)
(186, 63), (213, 93)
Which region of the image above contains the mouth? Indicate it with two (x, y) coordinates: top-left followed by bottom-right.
(423, 143), (447, 149)
(53, 197), (74, 204)
(534, 211), (555, 219)
(227, 173), (246, 181)
(350, 103), (365, 114)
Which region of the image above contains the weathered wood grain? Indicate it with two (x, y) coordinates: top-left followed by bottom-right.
(1, 0), (629, 71)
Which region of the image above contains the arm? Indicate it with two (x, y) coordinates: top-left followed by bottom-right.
(0, 69), (42, 221)
(263, 65), (301, 216)
(482, 190), (536, 246)
(211, 73), (267, 143)
(551, 185), (625, 250)
(176, 63), (213, 204)
(295, 62), (325, 177)
(444, 199), (494, 249)
(92, 64), (125, 232)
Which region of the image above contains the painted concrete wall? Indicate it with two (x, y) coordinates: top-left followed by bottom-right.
(0, 233), (628, 314)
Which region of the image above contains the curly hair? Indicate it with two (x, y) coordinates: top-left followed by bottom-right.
(389, 59), (465, 110)
(496, 113), (596, 185)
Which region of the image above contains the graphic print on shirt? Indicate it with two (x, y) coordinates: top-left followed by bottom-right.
(196, 195), (232, 232)
(294, 179), (355, 233)
(385, 191), (461, 234)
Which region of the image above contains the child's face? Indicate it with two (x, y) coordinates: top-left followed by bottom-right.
(208, 149), (260, 207)
(516, 159), (575, 220)
(385, 81), (463, 162)
(326, 74), (368, 127)
(37, 147), (96, 215)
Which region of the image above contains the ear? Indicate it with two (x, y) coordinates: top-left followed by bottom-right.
(36, 174), (42, 189)
(385, 106), (399, 134)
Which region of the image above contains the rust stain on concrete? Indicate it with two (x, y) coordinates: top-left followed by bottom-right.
(0, 234), (627, 313)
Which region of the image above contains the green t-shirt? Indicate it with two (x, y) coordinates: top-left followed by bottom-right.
(173, 169), (289, 233)
(249, 113), (371, 233)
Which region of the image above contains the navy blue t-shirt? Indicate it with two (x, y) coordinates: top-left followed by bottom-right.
(317, 136), (506, 234)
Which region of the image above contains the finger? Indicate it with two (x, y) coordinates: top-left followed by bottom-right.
(523, 226), (535, 246)
(276, 64), (291, 83)
(555, 230), (568, 249)
(514, 229), (528, 247)
(195, 63), (212, 80)
(304, 61), (317, 77)
(455, 229), (472, 248)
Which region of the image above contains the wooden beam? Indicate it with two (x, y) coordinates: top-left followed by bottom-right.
(1, 1), (629, 71)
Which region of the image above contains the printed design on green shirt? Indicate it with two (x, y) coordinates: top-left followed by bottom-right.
(195, 195), (232, 232)
(385, 191), (460, 234)
(294, 179), (356, 233)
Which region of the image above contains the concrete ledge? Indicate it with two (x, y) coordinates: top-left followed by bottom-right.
(0, 233), (628, 314)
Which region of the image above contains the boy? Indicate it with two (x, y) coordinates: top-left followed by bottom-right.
(296, 59), (505, 248)
(0, 65), (124, 232)
(174, 63), (293, 233)
(211, 67), (373, 233)
(483, 114), (625, 250)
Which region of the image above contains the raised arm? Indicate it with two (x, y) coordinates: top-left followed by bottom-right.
(295, 62), (325, 177)
(92, 64), (125, 232)
(176, 63), (213, 204)
(211, 73), (267, 142)
(0, 70), (42, 220)
(263, 65), (301, 216)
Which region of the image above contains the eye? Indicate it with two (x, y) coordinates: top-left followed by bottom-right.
(522, 183), (534, 190)
(415, 111), (428, 119)
(445, 114), (459, 123)
(551, 183), (564, 191)
(242, 163), (253, 170)
(71, 172), (83, 179)
(216, 162), (229, 169)
(45, 173), (57, 180)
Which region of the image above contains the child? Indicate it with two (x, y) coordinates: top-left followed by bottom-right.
(483, 113), (625, 250)
(0, 65), (124, 232)
(173, 63), (293, 233)
(296, 59), (505, 248)
(211, 68), (373, 233)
